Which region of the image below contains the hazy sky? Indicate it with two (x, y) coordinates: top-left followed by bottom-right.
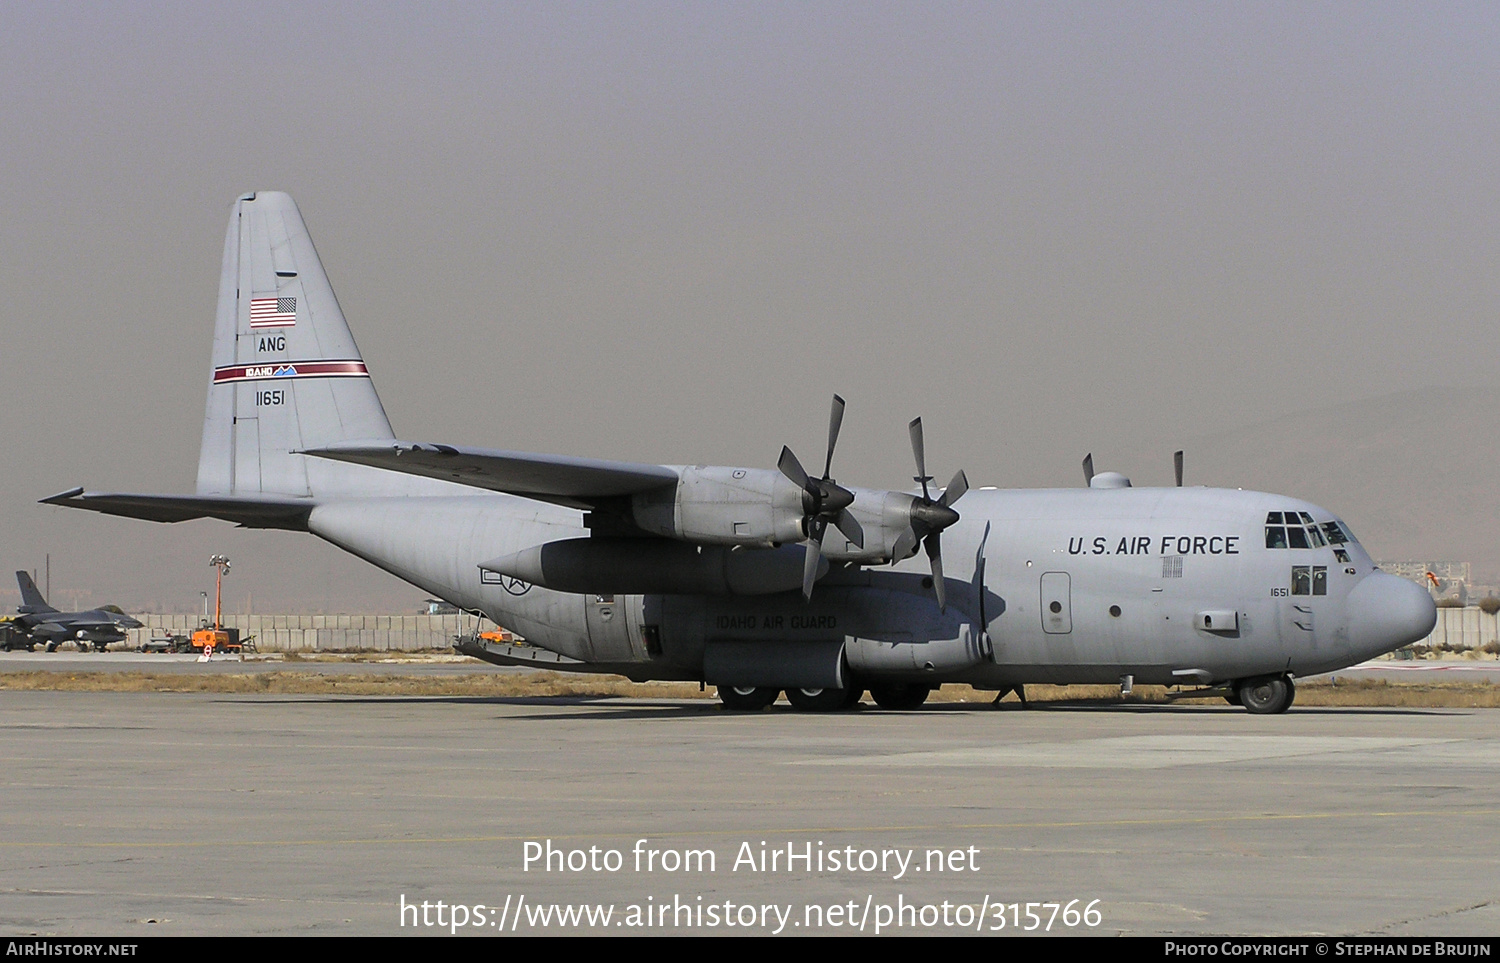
(3, 3), (1497, 611)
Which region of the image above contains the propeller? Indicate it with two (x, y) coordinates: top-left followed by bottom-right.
(778, 394), (865, 600)
(907, 417), (969, 612)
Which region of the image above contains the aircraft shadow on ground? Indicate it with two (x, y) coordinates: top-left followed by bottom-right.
(209, 694), (1460, 720)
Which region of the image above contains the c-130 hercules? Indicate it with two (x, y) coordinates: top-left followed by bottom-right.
(44, 192), (1435, 713)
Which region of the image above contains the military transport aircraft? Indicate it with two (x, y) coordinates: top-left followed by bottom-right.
(42, 192), (1436, 712)
(8, 572), (142, 652)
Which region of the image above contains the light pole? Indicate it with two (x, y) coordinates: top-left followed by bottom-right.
(208, 555), (230, 629)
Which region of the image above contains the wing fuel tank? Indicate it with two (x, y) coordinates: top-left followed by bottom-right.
(480, 538), (825, 596)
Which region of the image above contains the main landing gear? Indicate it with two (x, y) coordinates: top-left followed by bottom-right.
(1232, 674), (1296, 714)
(717, 686), (779, 711)
(868, 683), (932, 710)
(785, 686), (864, 711)
(716, 684), (869, 712)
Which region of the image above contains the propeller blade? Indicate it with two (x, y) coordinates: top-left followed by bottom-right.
(833, 508), (864, 548)
(925, 533), (946, 612)
(1082, 453), (1094, 486)
(778, 446), (809, 489)
(909, 418), (932, 499)
(891, 527), (917, 561)
(939, 469), (969, 507)
(1174, 449), (1184, 487)
(975, 521), (991, 629)
(824, 394), (846, 479)
(801, 519), (826, 600)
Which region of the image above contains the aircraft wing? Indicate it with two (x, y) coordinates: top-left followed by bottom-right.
(40, 489), (314, 530)
(298, 442), (680, 508)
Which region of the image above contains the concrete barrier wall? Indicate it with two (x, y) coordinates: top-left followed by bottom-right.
(1422, 606), (1498, 650)
(124, 613), (484, 652)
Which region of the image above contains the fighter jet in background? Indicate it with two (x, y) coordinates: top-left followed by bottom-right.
(8, 571), (142, 652)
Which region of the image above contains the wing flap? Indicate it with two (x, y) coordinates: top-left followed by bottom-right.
(298, 443), (679, 505)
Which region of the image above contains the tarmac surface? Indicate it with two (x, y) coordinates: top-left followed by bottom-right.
(2, 689), (1498, 937)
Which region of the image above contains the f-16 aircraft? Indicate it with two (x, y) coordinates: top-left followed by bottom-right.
(43, 192), (1436, 712)
(8, 571), (143, 652)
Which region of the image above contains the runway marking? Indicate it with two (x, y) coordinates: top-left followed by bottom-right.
(4, 807), (1499, 850)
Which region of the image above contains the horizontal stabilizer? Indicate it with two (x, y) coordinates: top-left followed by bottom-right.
(299, 442), (679, 508)
(40, 488), (313, 530)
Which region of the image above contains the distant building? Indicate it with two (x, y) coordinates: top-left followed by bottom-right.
(423, 598), (461, 615)
(1373, 561), (1496, 603)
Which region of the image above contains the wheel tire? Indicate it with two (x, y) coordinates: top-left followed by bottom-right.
(718, 686), (779, 711)
(840, 686), (866, 709)
(785, 687), (853, 712)
(869, 683), (932, 710)
(1237, 675), (1294, 714)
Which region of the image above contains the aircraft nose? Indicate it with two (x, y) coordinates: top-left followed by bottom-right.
(1347, 572), (1437, 655)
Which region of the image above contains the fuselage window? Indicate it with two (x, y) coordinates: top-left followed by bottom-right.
(1266, 527), (1288, 549)
(1287, 527), (1309, 549)
(1291, 565), (1328, 596)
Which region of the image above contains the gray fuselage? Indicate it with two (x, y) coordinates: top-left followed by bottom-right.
(306, 484), (1435, 689)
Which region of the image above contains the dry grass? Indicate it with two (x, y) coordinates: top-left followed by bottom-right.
(0, 670), (1495, 708)
(0, 670), (704, 699)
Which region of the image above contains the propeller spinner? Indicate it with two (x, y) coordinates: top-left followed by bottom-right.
(778, 394), (864, 600)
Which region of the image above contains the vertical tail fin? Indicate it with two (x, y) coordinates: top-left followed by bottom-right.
(15, 572), (55, 613)
(196, 192), (396, 498)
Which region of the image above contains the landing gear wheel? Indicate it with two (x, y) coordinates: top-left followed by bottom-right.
(718, 686), (779, 711)
(1236, 675), (1295, 714)
(840, 687), (865, 709)
(869, 683), (932, 710)
(786, 687), (853, 712)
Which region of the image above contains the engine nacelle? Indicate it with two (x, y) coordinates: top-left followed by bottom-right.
(818, 489), (926, 564)
(630, 466), (807, 547)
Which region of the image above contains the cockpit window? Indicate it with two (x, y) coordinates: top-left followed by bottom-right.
(1266, 511), (1344, 549)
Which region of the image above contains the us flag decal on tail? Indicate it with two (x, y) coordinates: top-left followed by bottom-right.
(249, 296), (296, 328)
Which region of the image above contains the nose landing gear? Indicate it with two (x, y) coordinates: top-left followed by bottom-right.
(1233, 675), (1295, 714)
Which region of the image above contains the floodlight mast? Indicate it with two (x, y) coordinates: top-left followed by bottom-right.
(208, 555), (230, 630)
